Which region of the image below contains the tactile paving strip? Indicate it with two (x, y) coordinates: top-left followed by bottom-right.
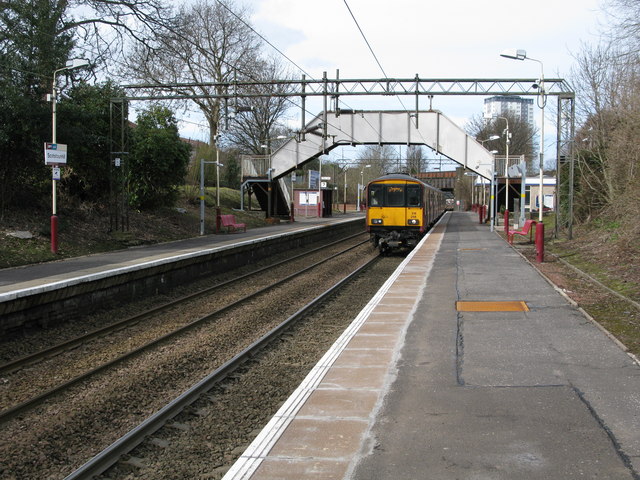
(456, 301), (529, 312)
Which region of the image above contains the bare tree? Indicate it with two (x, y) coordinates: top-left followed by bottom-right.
(569, 0), (640, 227)
(357, 145), (397, 179)
(603, 0), (640, 54)
(1, 0), (173, 75)
(465, 112), (536, 172)
(222, 56), (294, 154)
(127, 0), (263, 145)
(406, 145), (426, 175)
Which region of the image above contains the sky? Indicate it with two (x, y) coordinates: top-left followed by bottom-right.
(181, 0), (609, 164)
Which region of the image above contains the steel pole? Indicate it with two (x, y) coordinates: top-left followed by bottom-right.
(51, 72), (59, 254)
(199, 159), (205, 235)
(490, 157), (495, 232)
(216, 147), (220, 207)
(538, 68), (545, 222)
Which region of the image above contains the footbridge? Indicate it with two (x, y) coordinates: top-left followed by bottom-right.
(242, 110), (496, 216)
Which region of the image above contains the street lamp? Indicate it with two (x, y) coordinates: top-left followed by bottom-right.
(357, 164), (371, 212)
(49, 58), (90, 253)
(500, 48), (546, 222)
(478, 135), (500, 145)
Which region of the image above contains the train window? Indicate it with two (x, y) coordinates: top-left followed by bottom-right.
(407, 185), (422, 207)
(368, 184), (384, 206)
(386, 186), (405, 206)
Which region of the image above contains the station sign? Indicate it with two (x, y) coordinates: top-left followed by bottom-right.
(308, 170), (319, 189)
(44, 143), (67, 165)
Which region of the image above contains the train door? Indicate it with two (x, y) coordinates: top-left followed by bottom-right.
(406, 183), (422, 227)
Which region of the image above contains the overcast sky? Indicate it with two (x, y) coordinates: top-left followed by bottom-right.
(182, 0), (609, 162)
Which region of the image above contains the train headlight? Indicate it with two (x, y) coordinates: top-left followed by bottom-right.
(371, 218), (383, 224)
(407, 218), (419, 225)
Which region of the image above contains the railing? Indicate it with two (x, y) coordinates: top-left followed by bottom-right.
(241, 155), (270, 178)
(493, 155), (526, 177)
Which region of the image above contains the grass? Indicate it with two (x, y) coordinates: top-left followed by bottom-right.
(504, 210), (640, 357)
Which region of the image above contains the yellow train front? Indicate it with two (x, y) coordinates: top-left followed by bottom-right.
(365, 173), (446, 252)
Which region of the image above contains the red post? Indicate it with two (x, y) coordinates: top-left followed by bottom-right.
(50, 215), (58, 253)
(290, 202), (295, 222)
(478, 205), (484, 224)
(535, 221), (545, 263)
(504, 210), (509, 234)
(215, 207), (221, 234)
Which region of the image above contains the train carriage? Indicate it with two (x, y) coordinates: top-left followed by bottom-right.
(365, 173), (446, 252)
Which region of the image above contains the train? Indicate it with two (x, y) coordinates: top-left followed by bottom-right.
(365, 173), (447, 252)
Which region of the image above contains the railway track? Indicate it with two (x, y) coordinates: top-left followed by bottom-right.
(67, 254), (383, 480)
(0, 234), (369, 423)
(0, 234), (393, 480)
(0, 233), (366, 376)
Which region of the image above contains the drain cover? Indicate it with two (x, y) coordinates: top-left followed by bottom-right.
(456, 301), (529, 312)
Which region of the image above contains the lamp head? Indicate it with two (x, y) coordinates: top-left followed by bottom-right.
(500, 49), (527, 60)
(65, 58), (90, 69)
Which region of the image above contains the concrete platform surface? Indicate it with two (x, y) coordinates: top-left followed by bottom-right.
(224, 212), (640, 480)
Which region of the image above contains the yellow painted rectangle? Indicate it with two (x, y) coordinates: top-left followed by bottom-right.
(456, 301), (529, 312)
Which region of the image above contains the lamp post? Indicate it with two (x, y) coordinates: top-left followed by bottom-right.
(489, 150), (498, 232)
(49, 58), (90, 254)
(199, 159), (223, 235)
(261, 135), (288, 218)
(500, 48), (545, 222)
(357, 164), (371, 212)
(494, 116), (510, 218)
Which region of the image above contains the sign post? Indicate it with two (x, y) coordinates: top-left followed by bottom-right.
(45, 143), (67, 254)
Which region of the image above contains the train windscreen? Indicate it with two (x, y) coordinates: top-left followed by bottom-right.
(368, 184), (422, 207)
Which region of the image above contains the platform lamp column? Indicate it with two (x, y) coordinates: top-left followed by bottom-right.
(215, 135), (221, 208)
(199, 159), (222, 235)
(500, 49), (545, 222)
(260, 135), (287, 219)
(495, 116), (510, 219)
(49, 58), (90, 254)
(357, 164), (371, 212)
(489, 150), (498, 232)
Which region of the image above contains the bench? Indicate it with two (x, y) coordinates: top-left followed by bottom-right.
(507, 219), (536, 244)
(218, 214), (246, 233)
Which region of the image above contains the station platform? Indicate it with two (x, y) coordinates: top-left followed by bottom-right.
(224, 211), (640, 480)
(0, 214), (363, 334)
(0, 214), (362, 299)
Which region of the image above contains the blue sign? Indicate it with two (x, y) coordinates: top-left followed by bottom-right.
(308, 170), (319, 189)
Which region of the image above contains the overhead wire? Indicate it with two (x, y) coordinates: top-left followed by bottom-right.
(342, 0), (388, 79)
(341, 0), (431, 160)
(212, 0), (387, 148)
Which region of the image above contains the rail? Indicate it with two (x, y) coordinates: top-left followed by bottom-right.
(63, 254), (379, 479)
(0, 235), (368, 423)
